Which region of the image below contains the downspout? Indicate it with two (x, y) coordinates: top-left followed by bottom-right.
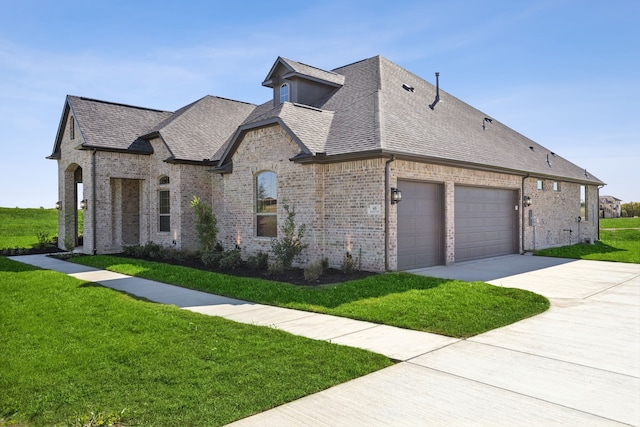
(384, 155), (396, 271)
(91, 149), (97, 255)
(521, 174), (529, 253)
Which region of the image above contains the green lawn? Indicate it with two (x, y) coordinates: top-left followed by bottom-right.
(70, 255), (550, 339)
(0, 257), (391, 427)
(0, 208), (84, 249)
(535, 218), (640, 263)
(600, 217), (640, 229)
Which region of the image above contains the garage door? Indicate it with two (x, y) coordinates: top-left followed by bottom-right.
(397, 181), (444, 270)
(455, 186), (518, 262)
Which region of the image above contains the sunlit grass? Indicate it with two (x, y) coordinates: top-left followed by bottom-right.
(70, 255), (550, 338)
(0, 257), (391, 427)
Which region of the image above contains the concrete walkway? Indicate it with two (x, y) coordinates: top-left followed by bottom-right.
(10, 254), (640, 426)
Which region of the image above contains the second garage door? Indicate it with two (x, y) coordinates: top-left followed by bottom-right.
(455, 186), (518, 262)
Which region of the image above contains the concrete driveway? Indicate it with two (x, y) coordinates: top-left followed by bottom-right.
(229, 255), (640, 426)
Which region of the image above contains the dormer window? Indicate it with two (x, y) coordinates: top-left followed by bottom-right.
(280, 83), (289, 103)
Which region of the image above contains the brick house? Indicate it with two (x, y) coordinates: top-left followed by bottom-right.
(599, 195), (622, 218)
(48, 56), (604, 271)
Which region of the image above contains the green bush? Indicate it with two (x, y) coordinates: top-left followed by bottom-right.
(218, 248), (243, 270)
(270, 203), (308, 270)
(191, 196), (218, 252)
(304, 261), (324, 282)
(246, 251), (269, 270)
(341, 251), (357, 274)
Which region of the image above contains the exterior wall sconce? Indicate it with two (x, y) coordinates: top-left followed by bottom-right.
(391, 187), (402, 204)
(80, 199), (87, 210)
(55, 201), (61, 210)
(523, 196), (532, 207)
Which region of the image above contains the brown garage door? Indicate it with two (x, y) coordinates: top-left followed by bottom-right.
(455, 186), (518, 262)
(397, 180), (444, 270)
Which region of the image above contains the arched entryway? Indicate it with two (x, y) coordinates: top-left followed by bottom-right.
(63, 163), (84, 250)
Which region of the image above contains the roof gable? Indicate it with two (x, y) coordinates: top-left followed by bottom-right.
(49, 96), (172, 158)
(143, 95), (256, 163)
(262, 57), (345, 88)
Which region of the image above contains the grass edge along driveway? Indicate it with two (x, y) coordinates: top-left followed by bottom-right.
(0, 257), (391, 427)
(70, 255), (550, 339)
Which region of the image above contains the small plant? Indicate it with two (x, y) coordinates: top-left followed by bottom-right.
(246, 251), (269, 270)
(63, 235), (76, 252)
(267, 259), (285, 275)
(304, 260), (324, 282)
(201, 248), (223, 268)
(218, 248), (243, 270)
(35, 231), (51, 249)
(66, 408), (127, 427)
(270, 203), (308, 270)
(190, 196), (218, 253)
(341, 251), (357, 274)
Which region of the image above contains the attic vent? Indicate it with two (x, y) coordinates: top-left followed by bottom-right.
(482, 117), (493, 130)
(529, 146), (535, 151)
(402, 84), (414, 92)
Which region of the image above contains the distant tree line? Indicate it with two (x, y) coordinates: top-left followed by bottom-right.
(621, 202), (640, 217)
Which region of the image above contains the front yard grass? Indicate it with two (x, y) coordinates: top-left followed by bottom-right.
(70, 255), (549, 338)
(0, 257), (391, 427)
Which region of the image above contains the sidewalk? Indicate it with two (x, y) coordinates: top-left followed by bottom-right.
(10, 254), (640, 426)
(9, 254), (458, 361)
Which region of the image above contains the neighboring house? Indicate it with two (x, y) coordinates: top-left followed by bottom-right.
(600, 195), (622, 218)
(48, 55), (605, 271)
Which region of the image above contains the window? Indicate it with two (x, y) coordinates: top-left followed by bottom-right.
(159, 190), (170, 232)
(69, 116), (75, 140)
(158, 177), (170, 232)
(280, 83), (289, 103)
(256, 171), (277, 237)
(580, 185), (587, 221)
(537, 179), (543, 190)
(553, 181), (560, 191)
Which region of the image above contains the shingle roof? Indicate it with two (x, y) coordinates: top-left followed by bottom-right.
(53, 56), (604, 185)
(63, 96), (172, 153)
(255, 55), (603, 185)
(262, 57), (345, 87)
(144, 95), (255, 162)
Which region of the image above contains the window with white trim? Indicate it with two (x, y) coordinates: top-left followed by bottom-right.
(280, 83), (289, 103)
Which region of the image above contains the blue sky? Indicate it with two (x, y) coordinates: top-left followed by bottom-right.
(1, 0), (638, 207)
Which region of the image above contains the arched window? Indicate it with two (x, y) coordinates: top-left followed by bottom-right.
(158, 176), (170, 232)
(280, 83), (289, 103)
(256, 171), (277, 237)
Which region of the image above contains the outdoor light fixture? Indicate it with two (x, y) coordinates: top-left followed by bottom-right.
(80, 199), (87, 210)
(523, 195), (532, 207)
(391, 187), (402, 204)
(55, 201), (61, 210)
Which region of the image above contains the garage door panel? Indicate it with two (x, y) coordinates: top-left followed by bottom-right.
(455, 186), (517, 262)
(397, 181), (444, 270)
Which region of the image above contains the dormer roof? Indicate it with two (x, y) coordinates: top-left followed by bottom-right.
(262, 57), (345, 88)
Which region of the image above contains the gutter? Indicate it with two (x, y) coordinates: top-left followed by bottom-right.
(521, 174), (529, 253)
(91, 149), (97, 255)
(384, 155), (396, 271)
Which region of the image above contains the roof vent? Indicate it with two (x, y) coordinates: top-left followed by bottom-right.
(529, 146), (535, 151)
(429, 72), (440, 110)
(482, 117), (493, 130)
(402, 84), (414, 92)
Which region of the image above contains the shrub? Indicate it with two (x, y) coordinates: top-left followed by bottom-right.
(341, 251), (357, 274)
(35, 231), (52, 249)
(270, 203), (308, 270)
(63, 235), (76, 252)
(246, 251), (269, 270)
(190, 196), (218, 252)
(201, 248), (223, 268)
(218, 248), (243, 270)
(304, 261), (324, 282)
